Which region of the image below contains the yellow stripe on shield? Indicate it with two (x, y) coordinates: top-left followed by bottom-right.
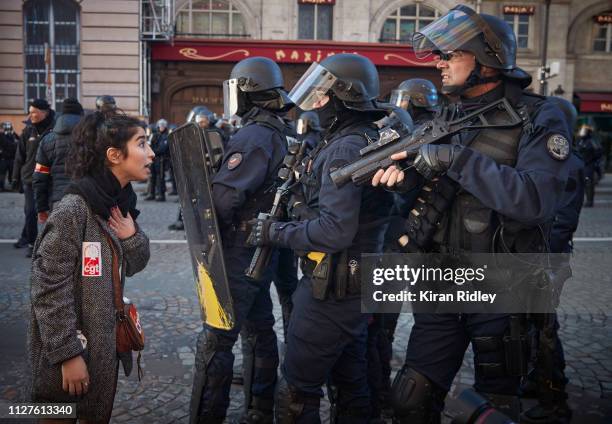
(197, 261), (234, 330)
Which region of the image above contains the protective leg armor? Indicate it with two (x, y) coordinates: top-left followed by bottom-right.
(190, 329), (234, 424)
(275, 377), (321, 424)
(390, 366), (445, 424)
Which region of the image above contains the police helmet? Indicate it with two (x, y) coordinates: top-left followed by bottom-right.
(296, 111), (322, 135)
(2, 121), (13, 132)
(157, 118), (168, 129)
(289, 53), (383, 113)
(186, 106), (212, 123)
(413, 5), (531, 87)
(390, 79), (439, 110)
(224, 57), (293, 117)
(95, 95), (117, 111)
(548, 97), (577, 134)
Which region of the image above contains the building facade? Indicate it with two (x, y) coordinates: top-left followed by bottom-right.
(1, 0), (611, 137)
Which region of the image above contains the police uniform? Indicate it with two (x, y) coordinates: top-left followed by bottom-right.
(390, 84), (572, 421)
(190, 56), (294, 424)
(271, 120), (392, 423)
(385, 7), (573, 422)
(246, 54), (393, 423)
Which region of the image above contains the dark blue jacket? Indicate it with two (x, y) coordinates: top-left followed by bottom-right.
(211, 115), (288, 244)
(270, 123), (393, 255)
(33, 112), (78, 211)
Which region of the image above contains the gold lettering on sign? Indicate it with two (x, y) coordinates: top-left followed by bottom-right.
(179, 47), (250, 61)
(503, 5), (536, 15)
(303, 52), (312, 62)
(601, 103), (612, 112)
(290, 50), (300, 60)
(276, 50), (286, 60)
(595, 15), (612, 24)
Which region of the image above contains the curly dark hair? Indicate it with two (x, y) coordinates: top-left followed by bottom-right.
(67, 110), (145, 179)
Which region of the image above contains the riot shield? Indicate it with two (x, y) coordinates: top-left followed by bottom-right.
(169, 123), (235, 330)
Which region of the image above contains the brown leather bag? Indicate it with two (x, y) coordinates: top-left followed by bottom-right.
(104, 233), (145, 352)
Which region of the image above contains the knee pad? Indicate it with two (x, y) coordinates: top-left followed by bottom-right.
(390, 366), (444, 424)
(275, 377), (321, 424)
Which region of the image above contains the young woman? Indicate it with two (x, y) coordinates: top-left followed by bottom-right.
(29, 111), (153, 423)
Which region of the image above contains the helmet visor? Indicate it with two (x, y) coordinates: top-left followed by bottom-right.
(223, 78), (240, 119)
(389, 90), (410, 108)
(288, 63), (337, 111)
(412, 8), (482, 59)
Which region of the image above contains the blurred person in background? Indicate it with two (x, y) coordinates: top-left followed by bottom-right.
(13, 99), (55, 256)
(33, 98), (85, 224)
(0, 122), (18, 191)
(576, 125), (603, 207)
(145, 118), (169, 202)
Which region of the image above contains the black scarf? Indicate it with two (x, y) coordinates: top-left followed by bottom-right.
(65, 168), (140, 220)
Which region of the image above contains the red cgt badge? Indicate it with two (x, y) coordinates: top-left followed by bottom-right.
(82, 242), (102, 277)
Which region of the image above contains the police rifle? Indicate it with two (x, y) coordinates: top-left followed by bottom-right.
(246, 138), (309, 280)
(329, 98), (523, 187)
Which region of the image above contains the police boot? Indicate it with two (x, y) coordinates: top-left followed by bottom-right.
(156, 194), (166, 202)
(168, 220), (184, 230)
(145, 193), (156, 201)
(275, 377), (321, 424)
(521, 401), (572, 424)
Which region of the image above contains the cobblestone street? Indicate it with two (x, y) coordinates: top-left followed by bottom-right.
(1, 178), (611, 423)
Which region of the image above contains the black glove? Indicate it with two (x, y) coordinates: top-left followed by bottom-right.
(287, 193), (317, 221)
(413, 144), (461, 180)
(246, 216), (275, 247)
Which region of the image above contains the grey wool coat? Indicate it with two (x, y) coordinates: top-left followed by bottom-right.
(29, 193), (150, 421)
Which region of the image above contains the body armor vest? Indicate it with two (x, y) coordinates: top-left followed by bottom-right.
(435, 94), (546, 253)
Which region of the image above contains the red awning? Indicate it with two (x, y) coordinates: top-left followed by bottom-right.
(151, 38), (436, 68)
(575, 92), (612, 113)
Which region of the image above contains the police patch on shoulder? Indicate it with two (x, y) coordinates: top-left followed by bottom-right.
(227, 153), (243, 170)
(546, 134), (570, 161)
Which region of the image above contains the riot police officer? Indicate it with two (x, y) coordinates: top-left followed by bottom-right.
(247, 53), (393, 423)
(519, 96), (579, 424)
(372, 5), (571, 421)
(95, 94), (117, 112)
(389, 78), (440, 125)
(146, 118), (169, 201)
(190, 56), (294, 424)
(576, 125), (602, 207)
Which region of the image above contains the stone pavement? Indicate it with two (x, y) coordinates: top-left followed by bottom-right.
(0, 179), (611, 423)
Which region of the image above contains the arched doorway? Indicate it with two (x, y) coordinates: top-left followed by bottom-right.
(168, 84), (224, 124)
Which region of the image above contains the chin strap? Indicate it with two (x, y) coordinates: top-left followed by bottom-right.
(442, 62), (501, 96)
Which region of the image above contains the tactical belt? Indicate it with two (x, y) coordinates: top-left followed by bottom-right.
(300, 253), (361, 298)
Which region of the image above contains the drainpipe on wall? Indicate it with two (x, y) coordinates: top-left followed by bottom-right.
(539, 0), (551, 96)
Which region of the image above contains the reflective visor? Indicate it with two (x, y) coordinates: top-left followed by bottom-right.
(389, 90), (410, 108)
(288, 63), (337, 111)
(223, 79), (240, 119)
(412, 8), (481, 59)
(296, 118), (307, 135)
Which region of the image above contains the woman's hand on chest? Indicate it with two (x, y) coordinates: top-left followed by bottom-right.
(108, 206), (136, 240)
